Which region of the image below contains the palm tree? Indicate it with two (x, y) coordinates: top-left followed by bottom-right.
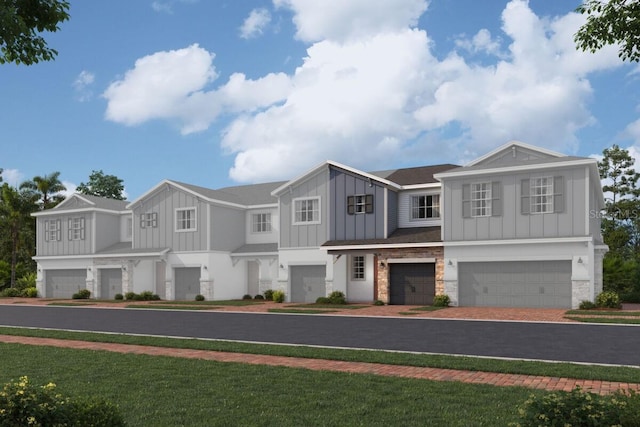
(0, 184), (38, 287)
(20, 172), (66, 209)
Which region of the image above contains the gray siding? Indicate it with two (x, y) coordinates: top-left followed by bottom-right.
(387, 190), (398, 236)
(443, 167), (587, 241)
(279, 169), (328, 248)
(329, 168), (385, 241)
(36, 213), (93, 256)
(210, 205), (245, 251)
(133, 186), (208, 251)
(94, 212), (121, 252)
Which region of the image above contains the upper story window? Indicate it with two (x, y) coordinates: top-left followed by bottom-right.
(68, 217), (85, 241)
(140, 212), (158, 228)
(352, 255), (365, 280)
(411, 194), (440, 220)
(252, 213), (272, 233)
(521, 176), (564, 215)
(176, 208), (197, 232)
(347, 194), (373, 215)
(293, 197), (320, 224)
(45, 219), (61, 241)
(471, 182), (492, 217)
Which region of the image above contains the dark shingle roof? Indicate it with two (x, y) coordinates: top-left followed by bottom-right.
(377, 164), (459, 185)
(170, 180), (284, 206)
(322, 226), (442, 248)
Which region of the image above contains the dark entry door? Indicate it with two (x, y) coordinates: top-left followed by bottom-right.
(389, 263), (435, 305)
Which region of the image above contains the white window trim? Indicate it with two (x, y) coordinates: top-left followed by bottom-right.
(351, 255), (366, 281)
(530, 176), (554, 214)
(471, 182), (492, 218)
(69, 217), (84, 241)
(47, 219), (60, 241)
(292, 196), (321, 225)
(410, 193), (441, 221)
(175, 207), (197, 232)
(354, 195), (367, 214)
(251, 212), (272, 233)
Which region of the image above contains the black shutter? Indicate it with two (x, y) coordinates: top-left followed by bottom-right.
(140, 214), (146, 229)
(462, 184), (471, 218)
(347, 196), (354, 215)
(365, 194), (374, 213)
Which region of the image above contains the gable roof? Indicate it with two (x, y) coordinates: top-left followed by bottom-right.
(32, 193), (128, 217)
(380, 164), (459, 185)
(465, 140), (565, 167)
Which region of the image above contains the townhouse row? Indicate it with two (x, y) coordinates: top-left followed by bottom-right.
(32, 141), (607, 308)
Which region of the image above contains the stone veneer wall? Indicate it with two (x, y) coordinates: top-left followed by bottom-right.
(375, 247), (444, 303)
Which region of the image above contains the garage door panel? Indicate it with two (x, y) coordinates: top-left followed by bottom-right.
(46, 270), (86, 298)
(459, 261), (571, 308)
(100, 269), (122, 300)
(291, 266), (326, 303)
(389, 263), (435, 305)
(175, 267), (200, 300)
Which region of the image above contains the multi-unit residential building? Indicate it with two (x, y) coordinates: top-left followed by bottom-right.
(32, 141), (607, 308)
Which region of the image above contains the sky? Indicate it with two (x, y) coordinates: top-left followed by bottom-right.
(1, 0), (639, 201)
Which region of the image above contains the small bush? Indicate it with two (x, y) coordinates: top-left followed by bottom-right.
(254, 294), (264, 300)
(432, 294), (451, 307)
(242, 294), (253, 300)
(21, 287), (38, 298)
(512, 387), (640, 427)
(316, 296), (331, 304)
(72, 289), (91, 299)
(138, 290), (160, 301)
(0, 287), (22, 297)
(195, 294), (205, 301)
(15, 272), (36, 290)
(621, 290), (640, 303)
(124, 291), (136, 301)
(114, 293), (124, 300)
(263, 289), (274, 301)
(595, 291), (621, 309)
(272, 290), (285, 303)
(328, 291), (347, 305)
(0, 376), (124, 426)
(579, 300), (597, 310)
(373, 300), (385, 306)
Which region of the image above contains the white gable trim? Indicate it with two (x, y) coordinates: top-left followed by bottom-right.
(53, 193), (96, 210)
(126, 180), (247, 210)
(434, 158), (597, 180)
(32, 207), (128, 217)
(465, 140), (566, 167)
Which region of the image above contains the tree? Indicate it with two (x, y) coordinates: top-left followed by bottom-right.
(77, 170), (125, 200)
(0, 184), (38, 287)
(575, 0), (640, 62)
(0, 0), (70, 65)
(20, 171), (66, 209)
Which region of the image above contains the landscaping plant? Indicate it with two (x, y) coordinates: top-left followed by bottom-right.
(595, 291), (622, 309)
(272, 290), (285, 303)
(432, 294), (451, 307)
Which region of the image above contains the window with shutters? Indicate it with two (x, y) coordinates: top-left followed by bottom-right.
(462, 182), (502, 218)
(347, 194), (373, 215)
(68, 217), (85, 241)
(471, 182), (492, 217)
(140, 212), (158, 228)
(411, 194), (440, 219)
(521, 176), (564, 215)
(45, 219), (61, 241)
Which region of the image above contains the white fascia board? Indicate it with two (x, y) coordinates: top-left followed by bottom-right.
(271, 161), (330, 196)
(400, 183), (441, 191)
(326, 160), (401, 189)
(54, 194), (97, 210)
(33, 249), (170, 261)
(323, 242), (443, 251)
(32, 207), (128, 217)
(246, 203), (278, 210)
(126, 179), (173, 209)
(465, 141), (566, 167)
(230, 252), (278, 258)
(126, 180), (247, 210)
(444, 236), (593, 247)
(434, 158), (597, 180)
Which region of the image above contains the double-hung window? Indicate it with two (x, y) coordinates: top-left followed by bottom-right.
(471, 182), (492, 217)
(347, 195), (373, 214)
(176, 208), (197, 231)
(352, 255), (365, 280)
(294, 197), (320, 224)
(45, 219), (61, 241)
(252, 213), (272, 233)
(68, 217), (85, 240)
(411, 194), (440, 220)
(530, 177), (553, 214)
(140, 212), (158, 228)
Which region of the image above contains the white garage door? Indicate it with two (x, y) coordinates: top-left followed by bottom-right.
(99, 268), (122, 300)
(45, 269), (86, 298)
(174, 267), (201, 300)
(458, 261), (572, 308)
(290, 266), (326, 303)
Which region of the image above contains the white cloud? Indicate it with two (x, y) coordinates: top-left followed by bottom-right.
(273, 0), (428, 42)
(455, 29), (503, 57)
(1, 169), (23, 187)
(61, 181), (77, 198)
(239, 8), (272, 39)
(73, 70), (95, 102)
(151, 1), (173, 14)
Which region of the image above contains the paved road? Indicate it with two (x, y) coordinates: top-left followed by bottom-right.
(0, 305), (638, 366)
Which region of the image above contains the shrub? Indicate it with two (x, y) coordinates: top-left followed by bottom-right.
(432, 294), (451, 307)
(254, 294), (264, 300)
(0, 376), (125, 426)
(328, 291), (347, 305)
(595, 291), (621, 309)
(15, 272), (36, 290)
(195, 294), (205, 301)
(512, 387), (640, 427)
(21, 287), (38, 298)
(138, 290), (159, 301)
(263, 289), (274, 301)
(578, 300), (597, 310)
(72, 289), (91, 300)
(621, 290), (640, 303)
(114, 293), (124, 300)
(373, 300), (385, 306)
(272, 290), (285, 303)
(316, 296), (331, 304)
(0, 287), (22, 297)
(124, 291), (136, 301)
(242, 294), (253, 300)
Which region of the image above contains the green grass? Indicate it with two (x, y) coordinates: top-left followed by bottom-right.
(565, 316), (640, 324)
(151, 299), (265, 306)
(566, 309), (640, 317)
(410, 306), (447, 312)
(0, 327), (638, 383)
(0, 343), (531, 426)
(267, 308), (339, 314)
(47, 302), (98, 306)
(287, 303), (370, 310)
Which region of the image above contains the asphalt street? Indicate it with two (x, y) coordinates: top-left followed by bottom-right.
(0, 305), (637, 366)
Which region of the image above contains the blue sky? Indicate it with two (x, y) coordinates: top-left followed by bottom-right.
(1, 0), (639, 200)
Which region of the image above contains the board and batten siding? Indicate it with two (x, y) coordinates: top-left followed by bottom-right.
(398, 189), (443, 228)
(133, 186), (208, 252)
(443, 167), (587, 241)
(36, 213), (93, 256)
(387, 190), (399, 235)
(329, 168), (386, 241)
(279, 169), (328, 248)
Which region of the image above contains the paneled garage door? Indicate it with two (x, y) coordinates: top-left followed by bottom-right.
(174, 267), (201, 300)
(99, 268), (122, 300)
(45, 269), (86, 298)
(290, 265), (326, 303)
(458, 261), (572, 308)
(389, 263), (435, 305)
